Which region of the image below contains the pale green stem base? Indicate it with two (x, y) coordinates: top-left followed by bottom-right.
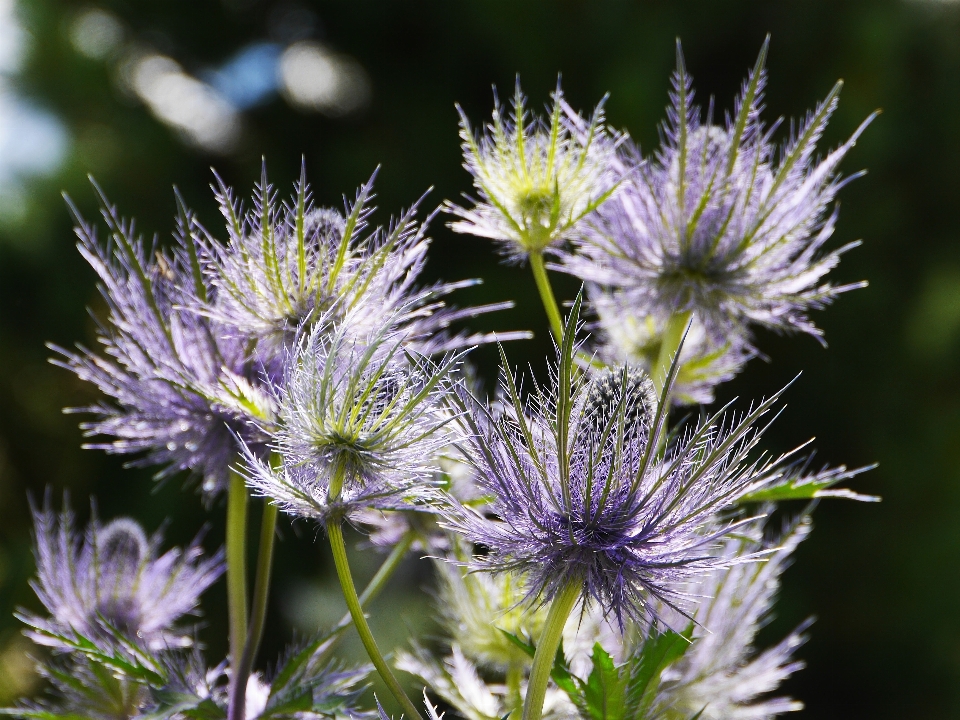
(226, 470), (249, 666)
(327, 520), (424, 720)
(522, 582), (581, 720)
(529, 250), (564, 342)
(228, 501), (278, 720)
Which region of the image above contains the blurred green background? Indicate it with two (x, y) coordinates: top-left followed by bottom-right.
(0, 0), (958, 716)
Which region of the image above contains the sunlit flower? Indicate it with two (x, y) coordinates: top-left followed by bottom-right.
(53, 188), (272, 495)
(207, 164), (523, 365)
(448, 81), (622, 260)
(241, 317), (463, 524)
(448, 313), (798, 628)
(563, 41), (874, 342)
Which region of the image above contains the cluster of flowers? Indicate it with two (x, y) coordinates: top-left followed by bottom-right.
(5, 41), (875, 720)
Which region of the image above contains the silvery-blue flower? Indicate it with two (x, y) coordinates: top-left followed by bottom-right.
(655, 515), (812, 720)
(21, 499), (223, 652)
(448, 82), (622, 260)
(447, 303), (801, 628)
(53, 188), (273, 495)
(563, 41), (874, 343)
(242, 315), (463, 525)
(206, 164), (521, 365)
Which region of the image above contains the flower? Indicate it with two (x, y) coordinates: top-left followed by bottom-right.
(655, 515), (812, 720)
(22, 498), (223, 652)
(206, 164), (523, 366)
(588, 287), (752, 405)
(448, 81), (622, 260)
(563, 40), (874, 343)
(241, 316), (463, 525)
(52, 187), (272, 495)
(447, 301), (800, 628)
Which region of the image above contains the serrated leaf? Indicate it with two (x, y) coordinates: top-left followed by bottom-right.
(740, 463), (878, 503)
(142, 692), (225, 720)
(271, 628), (339, 694)
(625, 629), (691, 720)
(581, 643), (628, 720)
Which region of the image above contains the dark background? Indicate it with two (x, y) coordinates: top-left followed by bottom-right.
(1, 0), (958, 716)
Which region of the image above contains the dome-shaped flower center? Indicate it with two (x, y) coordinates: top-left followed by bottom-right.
(94, 519), (149, 634)
(582, 367), (656, 451)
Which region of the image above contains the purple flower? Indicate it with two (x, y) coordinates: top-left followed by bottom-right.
(53, 187), (272, 495)
(447, 303), (799, 628)
(241, 316), (463, 525)
(22, 498), (223, 651)
(563, 40), (874, 344)
(206, 164), (524, 365)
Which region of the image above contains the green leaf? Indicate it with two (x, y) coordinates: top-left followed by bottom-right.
(0, 711), (91, 720)
(142, 692), (225, 720)
(581, 643), (628, 720)
(271, 628), (339, 694)
(740, 463), (878, 503)
(624, 628), (692, 720)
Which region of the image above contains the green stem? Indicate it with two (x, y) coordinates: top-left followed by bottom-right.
(506, 660), (523, 720)
(652, 310), (692, 396)
(226, 469), (249, 666)
(228, 500), (278, 720)
(327, 520), (424, 720)
(522, 581), (581, 720)
(529, 250), (564, 342)
(315, 531), (415, 666)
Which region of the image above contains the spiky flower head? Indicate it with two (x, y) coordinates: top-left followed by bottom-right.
(563, 40), (874, 343)
(242, 316), (462, 525)
(21, 498), (223, 652)
(207, 164), (519, 366)
(447, 297), (797, 628)
(589, 287), (752, 405)
(655, 515), (811, 720)
(448, 81), (622, 260)
(53, 187), (273, 496)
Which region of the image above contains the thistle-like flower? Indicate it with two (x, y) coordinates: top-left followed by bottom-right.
(447, 299), (800, 628)
(589, 287), (752, 405)
(21, 499), (223, 652)
(53, 188), (273, 495)
(655, 515), (811, 720)
(207, 164), (520, 365)
(448, 81), (622, 260)
(563, 40), (874, 343)
(242, 316), (462, 525)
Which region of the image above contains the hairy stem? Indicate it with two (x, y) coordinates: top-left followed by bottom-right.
(529, 250), (564, 341)
(327, 519), (424, 720)
(522, 581), (580, 720)
(228, 500), (279, 720)
(226, 469), (249, 667)
(652, 310), (692, 396)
